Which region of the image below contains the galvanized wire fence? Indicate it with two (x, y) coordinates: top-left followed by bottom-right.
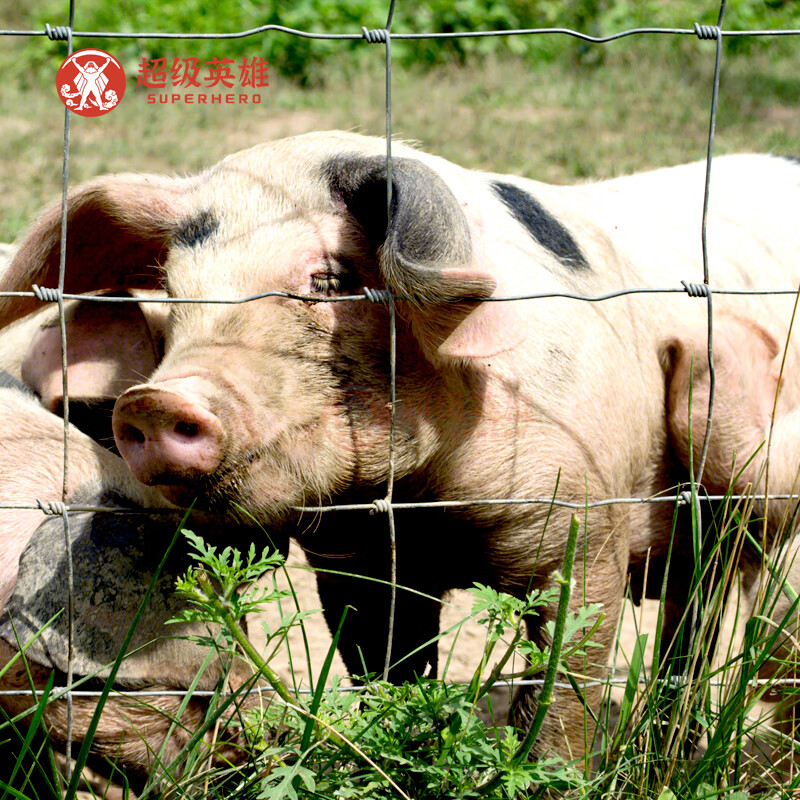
(1, 0), (800, 783)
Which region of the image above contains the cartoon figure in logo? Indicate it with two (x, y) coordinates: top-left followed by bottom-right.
(74, 57), (111, 110)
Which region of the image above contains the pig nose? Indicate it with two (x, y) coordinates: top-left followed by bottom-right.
(112, 386), (225, 486)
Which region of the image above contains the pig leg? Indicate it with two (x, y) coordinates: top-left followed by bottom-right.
(665, 313), (784, 645)
(507, 510), (628, 762)
(304, 511), (445, 682)
(315, 570), (442, 682)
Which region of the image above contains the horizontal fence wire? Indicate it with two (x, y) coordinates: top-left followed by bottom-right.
(1, 1), (800, 751)
(4, 493), (800, 516)
(3, 23), (800, 40)
(6, 674), (800, 699)
(5, 284), (800, 304)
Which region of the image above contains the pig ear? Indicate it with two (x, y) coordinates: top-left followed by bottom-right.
(0, 173), (191, 327)
(327, 156), (515, 359)
(21, 292), (160, 407)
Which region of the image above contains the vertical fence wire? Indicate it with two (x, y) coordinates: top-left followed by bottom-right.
(694, 1), (727, 489)
(683, 3), (726, 716)
(381, 0), (398, 683)
(55, 4), (76, 780)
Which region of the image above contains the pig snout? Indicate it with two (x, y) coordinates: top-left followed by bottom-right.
(112, 381), (225, 490)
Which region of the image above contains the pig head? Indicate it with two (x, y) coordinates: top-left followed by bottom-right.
(0, 289), (167, 451)
(1, 138), (497, 522)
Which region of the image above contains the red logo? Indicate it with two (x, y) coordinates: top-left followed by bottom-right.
(56, 49), (126, 116)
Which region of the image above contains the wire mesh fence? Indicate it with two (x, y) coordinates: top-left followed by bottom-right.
(1, 0), (800, 788)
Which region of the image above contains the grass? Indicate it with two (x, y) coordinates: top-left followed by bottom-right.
(5, 496), (800, 798)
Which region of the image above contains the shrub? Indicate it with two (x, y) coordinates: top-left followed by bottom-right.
(10, 0), (799, 87)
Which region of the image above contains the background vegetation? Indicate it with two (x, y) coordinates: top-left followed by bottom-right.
(3, 0), (800, 84)
(0, 1), (799, 242)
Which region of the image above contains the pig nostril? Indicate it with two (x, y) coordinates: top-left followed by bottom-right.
(113, 385), (225, 482)
(122, 424), (146, 444)
(175, 421), (200, 437)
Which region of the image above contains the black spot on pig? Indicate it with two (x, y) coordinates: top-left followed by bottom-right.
(174, 211), (219, 248)
(491, 181), (589, 270)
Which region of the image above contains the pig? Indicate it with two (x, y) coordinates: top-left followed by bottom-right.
(0, 289), (168, 451)
(3, 131), (800, 759)
(666, 314), (800, 765)
(0, 372), (260, 792)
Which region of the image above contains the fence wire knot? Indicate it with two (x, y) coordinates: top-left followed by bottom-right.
(45, 24), (71, 40)
(36, 499), (68, 516)
(678, 490), (694, 506)
(361, 27), (389, 43)
(32, 284), (62, 303)
(681, 279), (710, 298)
(694, 23), (721, 40)
(363, 286), (391, 304)
(370, 498), (392, 515)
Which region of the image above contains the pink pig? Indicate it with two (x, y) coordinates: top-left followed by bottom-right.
(0, 368), (254, 789)
(667, 313), (800, 766)
(4, 131), (800, 758)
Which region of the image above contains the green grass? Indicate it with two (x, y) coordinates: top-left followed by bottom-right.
(5, 495), (799, 798)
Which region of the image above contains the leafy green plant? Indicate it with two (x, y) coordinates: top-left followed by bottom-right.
(153, 514), (608, 798)
(590, 433), (800, 798)
(126, 496), (800, 799)
(4, 492), (800, 797)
